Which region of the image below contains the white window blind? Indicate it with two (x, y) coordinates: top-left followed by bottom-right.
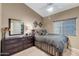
(53, 18), (76, 36)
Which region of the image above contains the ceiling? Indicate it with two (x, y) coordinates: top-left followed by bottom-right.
(25, 3), (79, 17)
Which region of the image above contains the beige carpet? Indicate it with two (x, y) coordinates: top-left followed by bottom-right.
(12, 46), (49, 56)
(12, 46), (79, 56)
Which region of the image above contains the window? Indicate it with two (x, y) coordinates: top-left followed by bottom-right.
(53, 18), (76, 36)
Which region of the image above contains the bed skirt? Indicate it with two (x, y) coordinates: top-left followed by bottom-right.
(35, 40), (63, 56)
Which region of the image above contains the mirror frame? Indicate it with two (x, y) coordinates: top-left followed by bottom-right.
(9, 18), (24, 36)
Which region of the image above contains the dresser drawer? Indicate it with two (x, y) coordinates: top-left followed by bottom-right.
(23, 43), (33, 49)
(6, 46), (23, 55)
(5, 42), (23, 50)
(4, 39), (18, 44)
(24, 40), (33, 44)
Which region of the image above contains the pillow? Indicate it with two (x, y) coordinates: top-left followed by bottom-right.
(36, 29), (47, 35)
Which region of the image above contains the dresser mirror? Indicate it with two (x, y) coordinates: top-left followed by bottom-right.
(9, 18), (24, 36)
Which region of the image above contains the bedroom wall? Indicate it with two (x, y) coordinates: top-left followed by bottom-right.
(1, 3), (43, 37)
(43, 6), (79, 49)
(0, 3), (2, 53)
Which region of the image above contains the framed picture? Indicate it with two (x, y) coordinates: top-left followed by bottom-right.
(39, 22), (43, 27)
(33, 21), (38, 27)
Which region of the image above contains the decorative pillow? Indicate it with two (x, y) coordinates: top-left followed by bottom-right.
(36, 29), (47, 35)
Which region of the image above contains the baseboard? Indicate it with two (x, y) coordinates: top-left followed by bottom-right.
(71, 48), (79, 52)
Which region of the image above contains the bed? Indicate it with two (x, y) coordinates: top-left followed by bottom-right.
(34, 29), (71, 56)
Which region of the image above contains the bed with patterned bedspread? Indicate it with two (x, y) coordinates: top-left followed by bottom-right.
(35, 34), (71, 56)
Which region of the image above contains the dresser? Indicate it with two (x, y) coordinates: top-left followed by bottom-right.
(1, 36), (34, 56)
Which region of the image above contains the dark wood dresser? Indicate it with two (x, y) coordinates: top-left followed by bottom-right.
(1, 36), (34, 56)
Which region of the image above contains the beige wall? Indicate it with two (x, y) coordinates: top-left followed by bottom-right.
(1, 3), (79, 50)
(0, 3), (2, 53)
(43, 6), (79, 49)
(2, 3), (43, 37)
